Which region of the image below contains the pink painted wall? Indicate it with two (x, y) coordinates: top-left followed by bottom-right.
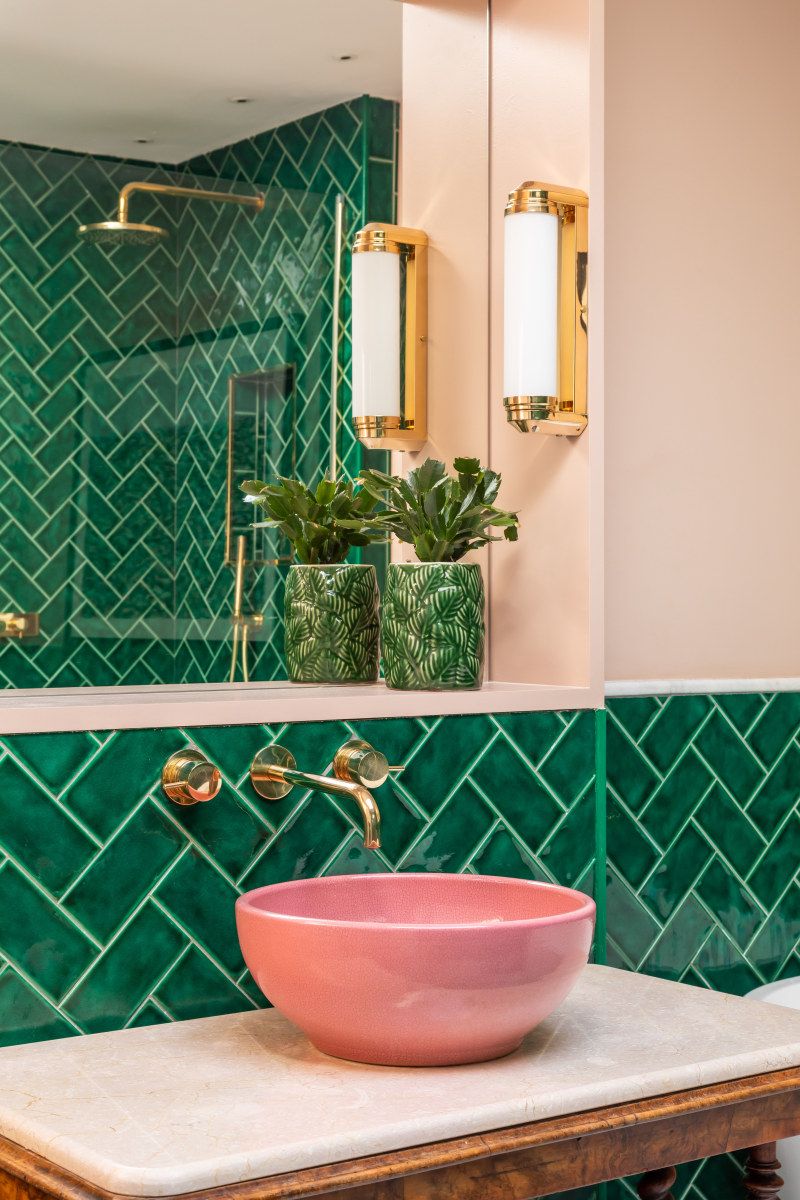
(399, 0), (601, 698)
(488, 0), (601, 693)
(605, 0), (800, 681)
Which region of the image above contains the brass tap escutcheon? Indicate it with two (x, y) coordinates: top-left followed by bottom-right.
(250, 741), (383, 849)
(162, 748), (222, 806)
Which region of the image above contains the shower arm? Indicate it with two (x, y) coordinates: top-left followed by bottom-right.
(116, 181), (264, 224)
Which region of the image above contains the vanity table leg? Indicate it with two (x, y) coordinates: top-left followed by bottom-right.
(744, 1143), (783, 1200)
(637, 1165), (677, 1200)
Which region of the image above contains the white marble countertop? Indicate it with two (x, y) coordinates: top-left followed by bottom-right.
(1, 965), (800, 1197)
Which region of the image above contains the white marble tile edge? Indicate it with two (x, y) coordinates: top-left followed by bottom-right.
(605, 678), (800, 698)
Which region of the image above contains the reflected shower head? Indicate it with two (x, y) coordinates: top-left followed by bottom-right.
(77, 220), (168, 245)
(77, 180), (264, 248)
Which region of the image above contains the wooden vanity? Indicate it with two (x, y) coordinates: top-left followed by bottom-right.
(0, 967), (798, 1200)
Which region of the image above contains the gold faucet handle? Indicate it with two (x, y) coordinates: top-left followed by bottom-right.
(162, 748), (222, 807)
(333, 739), (391, 789)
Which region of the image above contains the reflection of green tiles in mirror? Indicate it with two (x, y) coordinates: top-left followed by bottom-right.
(0, 96), (397, 688)
(225, 366), (295, 566)
(0, 708), (596, 1046)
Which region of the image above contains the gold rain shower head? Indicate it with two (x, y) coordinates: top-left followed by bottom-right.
(77, 180), (265, 245)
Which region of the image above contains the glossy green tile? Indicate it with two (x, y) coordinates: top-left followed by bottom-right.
(63, 801), (184, 942)
(156, 850), (242, 973)
(639, 749), (712, 845)
(749, 692), (800, 765)
(0, 863), (94, 999)
(0, 970), (76, 1047)
(63, 902), (185, 1032)
(66, 728), (177, 839)
(400, 714), (495, 812)
(607, 795), (659, 889)
(468, 825), (543, 881)
(606, 692), (800, 993)
(471, 737), (564, 849)
(492, 710), (566, 765)
(155, 945), (253, 1021)
(240, 795), (353, 888)
(640, 695), (713, 774)
(538, 710), (595, 802)
(0, 753), (96, 894)
(606, 715), (660, 811)
(692, 709), (763, 802)
(398, 780), (494, 873)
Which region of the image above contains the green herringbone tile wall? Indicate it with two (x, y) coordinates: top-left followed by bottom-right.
(0, 708), (596, 1046)
(0, 145), (180, 689)
(606, 692), (800, 1200)
(0, 97), (396, 690)
(173, 96), (396, 685)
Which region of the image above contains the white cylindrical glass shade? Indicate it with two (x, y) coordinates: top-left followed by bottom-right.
(503, 210), (559, 399)
(351, 250), (401, 419)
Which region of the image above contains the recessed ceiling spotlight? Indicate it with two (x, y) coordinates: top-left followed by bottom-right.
(228, 96), (252, 104)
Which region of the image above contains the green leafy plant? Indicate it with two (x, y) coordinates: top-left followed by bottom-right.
(241, 477), (382, 565)
(359, 457), (519, 563)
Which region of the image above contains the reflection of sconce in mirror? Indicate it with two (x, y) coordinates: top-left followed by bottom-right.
(351, 223), (428, 452)
(504, 182), (588, 436)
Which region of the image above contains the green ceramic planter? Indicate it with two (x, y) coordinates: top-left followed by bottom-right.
(284, 564), (380, 684)
(381, 562), (485, 690)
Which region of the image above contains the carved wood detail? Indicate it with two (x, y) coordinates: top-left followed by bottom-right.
(744, 1143), (784, 1200)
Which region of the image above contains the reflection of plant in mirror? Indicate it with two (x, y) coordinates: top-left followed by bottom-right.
(359, 457), (520, 563)
(241, 477), (383, 565)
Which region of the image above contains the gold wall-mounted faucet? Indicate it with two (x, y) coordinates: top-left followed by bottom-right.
(250, 738), (387, 849)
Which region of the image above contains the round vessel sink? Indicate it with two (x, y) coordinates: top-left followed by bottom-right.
(236, 873), (595, 1067)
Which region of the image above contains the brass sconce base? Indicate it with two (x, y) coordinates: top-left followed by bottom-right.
(504, 397), (587, 437)
(352, 415), (426, 453)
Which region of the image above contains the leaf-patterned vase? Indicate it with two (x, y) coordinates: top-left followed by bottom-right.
(381, 562), (485, 690)
(285, 564), (380, 684)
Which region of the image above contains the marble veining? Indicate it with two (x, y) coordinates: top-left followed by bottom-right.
(1, 965), (800, 1196)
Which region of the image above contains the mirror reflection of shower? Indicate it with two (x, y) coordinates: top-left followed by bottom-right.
(226, 367), (296, 683)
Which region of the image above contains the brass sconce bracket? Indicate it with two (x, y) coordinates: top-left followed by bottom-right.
(352, 222), (428, 453)
(504, 180), (588, 437)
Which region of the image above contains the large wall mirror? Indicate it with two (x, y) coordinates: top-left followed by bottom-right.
(0, 0), (489, 694)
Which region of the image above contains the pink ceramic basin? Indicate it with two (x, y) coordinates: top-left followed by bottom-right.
(236, 873), (595, 1066)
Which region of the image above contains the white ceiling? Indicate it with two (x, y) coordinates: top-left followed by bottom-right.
(0, 0), (402, 163)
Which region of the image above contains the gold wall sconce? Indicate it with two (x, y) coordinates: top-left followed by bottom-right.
(504, 182), (588, 436)
(351, 223), (428, 452)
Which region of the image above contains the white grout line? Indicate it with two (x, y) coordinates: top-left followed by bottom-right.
(605, 678), (800, 698)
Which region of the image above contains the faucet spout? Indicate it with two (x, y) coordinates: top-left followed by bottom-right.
(250, 749), (381, 849)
